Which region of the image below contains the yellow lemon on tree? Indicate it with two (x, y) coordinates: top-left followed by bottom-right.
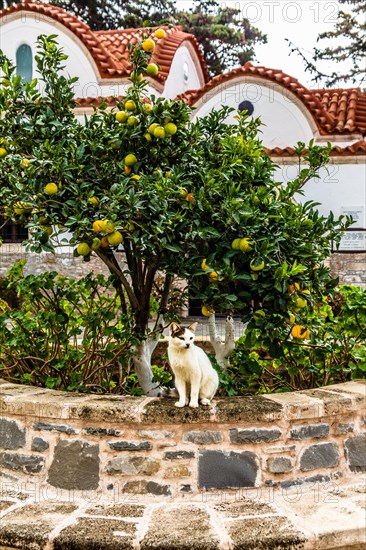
(107, 230), (123, 246)
(127, 116), (139, 127)
(253, 309), (266, 320)
(125, 99), (137, 111)
(0, 147), (7, 158)
(142, 38), (155, 52)
(186, 193), (195, 204)
(103, 220), (115, 234)
(146, 63), (159, 77)
(291, 325), (310, 339)
(153, 126), (166, 139)
(13, 202), (33, 215)
(288, 282), (300, 294)
(250, 258), (265, 271)
(154, 29), (166, 39)
(231, 238), (242, 250)
(125, 222), (135, 232)
(202, 304), (215, 317)
(130, 71), (142, 82)
(77, 242), (91, 256)
(115, 110), (128, 123)
(148, 123), (159, 134)
(144, 133), (152, 142)
(295, 297), (307, 309)
(201, 258), (209, 271)
(164, 122), (177, 136)
(20, 158), (30, 169)
(131, 174), (141, 180)
(88, 197), (99, 207)
(100, 236), (110, 248)
(239, 237), (253, 252)
(92, 219), (106, 232)
(44, 182), (58, 195)
(143, 103), (153, 111)
(288, 313), (296, 325)
(208, 271), (219, 282)
(124, 165), (132, 175)
(91, 238), (101, 251)
(124, 153), (137, 166)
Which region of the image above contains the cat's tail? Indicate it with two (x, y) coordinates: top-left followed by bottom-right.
(157, 386), (179, 398)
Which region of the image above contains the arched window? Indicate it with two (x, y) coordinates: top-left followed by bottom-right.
(16, 44), (33, 83)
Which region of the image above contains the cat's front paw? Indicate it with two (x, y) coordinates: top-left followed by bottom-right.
(189, 401), (199, 408)
(175, 401), (186, 408)
(200, 398), (211, 406)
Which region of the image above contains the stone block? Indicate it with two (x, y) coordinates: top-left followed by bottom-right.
(138, 430), (175, 439)
(106, 456), (160, 476)
(280, 474), (331, 489)
(33, 422), (77, 434)
(83, 427), (122, 436)
(140, 506), (219, 549)
(198, 450), (259, 489)
(227, 515), (306, 549)
(230, 427), (281, 444)
(290, 423), (329, 440)
(122, 480), (171, 496)
(267, 456), (293, 474)
(0, 452), (44, 474)
(108, 440), (152, 451)
(335, 423), (355, 435)
(0, 418), (26, 449)
(344, 434), (366, 472)
(164, 450), (195, 460)
(179, 484), (192, 493)
(215, 396), (283, 423)
(164, 465), (190, 478)
(48, 440), (99, 490)
(54, 517), (137, 550)
(300, 442), (340, 472)
(31, 437), (49, 452)
(183, 430), (223, 445)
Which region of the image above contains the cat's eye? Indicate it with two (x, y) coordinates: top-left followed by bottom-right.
(190, 337), (193, 340)
(178, 337), (185, 341)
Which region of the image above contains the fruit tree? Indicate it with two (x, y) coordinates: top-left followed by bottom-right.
(0, 35), (350, 394)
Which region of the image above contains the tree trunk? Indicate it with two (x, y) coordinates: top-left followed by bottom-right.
(131, 328), (162, 396)
(208, 313), (235, 371)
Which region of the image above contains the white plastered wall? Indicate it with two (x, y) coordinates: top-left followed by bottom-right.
(191, 77), (317, 149)
(164, 43), (205, 99)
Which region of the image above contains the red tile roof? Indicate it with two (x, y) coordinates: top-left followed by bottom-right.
(267, 141), (366, 157)
(178, 63), (366, 136)
(0, 2), (209, 83)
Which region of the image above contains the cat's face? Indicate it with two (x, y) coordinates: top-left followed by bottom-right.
(169, 322), (197, 350)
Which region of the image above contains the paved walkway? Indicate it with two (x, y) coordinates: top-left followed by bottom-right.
(0, 478), (365, 549)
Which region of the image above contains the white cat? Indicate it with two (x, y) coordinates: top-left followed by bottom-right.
(168, 322), (219, 408)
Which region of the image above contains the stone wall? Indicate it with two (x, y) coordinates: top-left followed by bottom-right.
(1, 379), (365, 501)
(328, 252), (366, 288)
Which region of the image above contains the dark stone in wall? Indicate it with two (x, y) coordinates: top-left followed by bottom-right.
(267, 456), (293, 474)
(0, 452), (44, 474)
(344, 434), (366, 472)
(300, 442), (339, 472)
(289, 424), (329, 440)
(33, 422), (77, 435)
(164, 451), (195, 460)
(230, 428), (281, 444)
(0, 418), (26, 450)
(198, 450), (258, 489)
(280, 474), (331, 489)
(83, 427), (122, 436)
(183, 431), (223, 445)
(31, 437), (49, 452)
(48, 440), (99, 490)
(108, 441), (152, 451)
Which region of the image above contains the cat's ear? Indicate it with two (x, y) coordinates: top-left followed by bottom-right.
(169, 322), (180, 335)
(188, 322), (198, 333)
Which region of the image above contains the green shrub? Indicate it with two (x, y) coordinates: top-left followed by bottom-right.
(225, 284), (366, 395)
(0, 262), (138, 393)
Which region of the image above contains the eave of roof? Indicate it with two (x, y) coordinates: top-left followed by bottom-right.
(178, 63), (366, 136)
(0, 2), (209, 83)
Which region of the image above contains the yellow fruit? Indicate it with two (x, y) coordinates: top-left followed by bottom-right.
(288, 282), (300, 294)
(77, 242), (91, 256)
(295, 297), (307, 309)
(88, 197), (99, 207)
(131, 175), (141, 180)
(154, 29), (166, 39)
(44, 182), (58, 195)
(142, 38), (155, 52)
(20, 158), (30, 169)
(208, 271), (219, 282)
(303, 289), (311, 295)
(130, 71), (142, 82)
(164, 122), (177, 136)
(253, 309), (266, 320)
(13, 202), (32, 215)
(202, 305), (215, 317)
(231, 238), (242, 250)
(107, 230), (123, 246)
(124, 154), (137, 166)
(146, 63), (159, 77)
(148, 123), (159, 134)
(125, 222), (135, 232)
(178, 188), (188, 199)
(125, 99), (137, 111)
(153, 126), (166, 139)
(186, 193), (195, 204)
(250, 258), (265, 271)
(91, 238), (101, 250)
(291, 325), (310, 339)
(288, 313), (296, 325)
(143, 103), (153, 111)
(100, 236), (110, 248)
(201, 258), (209, 271)
(144, 133), (152, 142)
(124, 165), (132, 175)
(104, 220), (115, 234)
(115, 110), (128, 123)
(127, 116), (139, 127)
(92, 219), (105, 232)
(239, 237), (253, 252)
(0, 147), (7, 158)
(165, 171), (171, 177)
(43, 226), (53, 236)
